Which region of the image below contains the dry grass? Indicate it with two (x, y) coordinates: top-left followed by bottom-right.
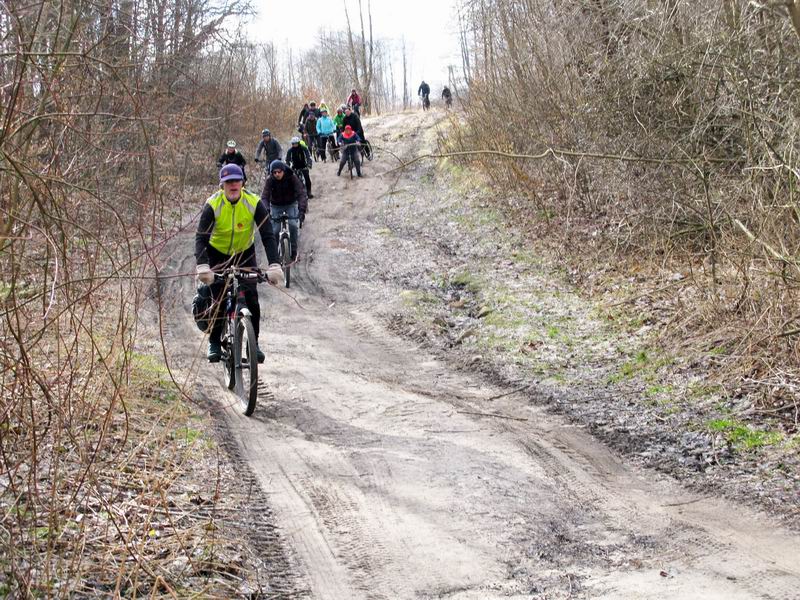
(449, 0), (800, 428)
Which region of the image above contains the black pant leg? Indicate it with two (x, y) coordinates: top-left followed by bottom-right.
(207, 278), (226, 343)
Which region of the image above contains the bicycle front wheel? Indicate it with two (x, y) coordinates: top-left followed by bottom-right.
(281, 235), (292, 288)
(233, 315), (258, 416)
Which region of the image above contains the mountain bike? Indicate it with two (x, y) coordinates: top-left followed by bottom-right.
(215, 266), (267, 416)
(343, 145), (362, 178)
(272, 211), (294, 288)
(322, 134), (340, 162)
(360, 139), (373, 162)
(421, 94), (430, 111)
(310, 135), (324, 162)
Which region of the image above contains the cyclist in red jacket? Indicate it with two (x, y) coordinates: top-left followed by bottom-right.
(347, 89), (362, 115)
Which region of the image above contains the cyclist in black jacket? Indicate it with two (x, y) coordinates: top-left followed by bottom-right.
(342, 106), (365, 141)
(217, 140), (247, 181)
(418, 80), (430, 100)
(255, 129), (282, 169)
(260, 160), (308, 261)
(285, 136), (314, 199)
(195, 163), (282, 362)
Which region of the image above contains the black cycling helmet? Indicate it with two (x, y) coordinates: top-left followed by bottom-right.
(261, 128), (270, 136)
(269, 159), (287, 173)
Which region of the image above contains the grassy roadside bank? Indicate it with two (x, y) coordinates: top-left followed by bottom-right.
(0, 327), (274, 596)
(346, 116), (799, 525)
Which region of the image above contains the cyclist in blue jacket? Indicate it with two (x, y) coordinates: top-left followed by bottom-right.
(316, 108), (337, 162)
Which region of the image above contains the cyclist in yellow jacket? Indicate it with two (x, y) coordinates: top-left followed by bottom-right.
(195, 163), (283, 362)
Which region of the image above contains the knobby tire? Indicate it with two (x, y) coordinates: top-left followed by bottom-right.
(234, 315), (258, 416)
(281, 234), (292, 288)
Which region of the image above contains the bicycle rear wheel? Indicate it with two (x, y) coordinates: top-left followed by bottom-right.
(233, 315), (258, 416)
(280, 234), (292, 288)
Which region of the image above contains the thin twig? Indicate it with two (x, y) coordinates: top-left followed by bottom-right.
(456, 410), (528, 422)
(484, 384), (531, 402)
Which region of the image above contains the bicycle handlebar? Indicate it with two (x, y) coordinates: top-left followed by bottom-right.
(213, 266), (266, 282)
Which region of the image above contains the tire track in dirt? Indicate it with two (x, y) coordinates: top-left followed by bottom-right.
(145, 247), (311, 598)
(151, 111), (800, 599)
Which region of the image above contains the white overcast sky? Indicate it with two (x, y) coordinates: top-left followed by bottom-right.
(245, 0), (461, 91)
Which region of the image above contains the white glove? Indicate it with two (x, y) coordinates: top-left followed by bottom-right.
(266, 263), (284, 286)
(196, 264), (214, 285)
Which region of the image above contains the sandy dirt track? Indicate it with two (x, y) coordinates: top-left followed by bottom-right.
(156, 112), (800, 599)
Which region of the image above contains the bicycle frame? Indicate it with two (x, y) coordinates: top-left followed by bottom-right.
(273, 214), (291, 250)
(208, 266), (267, 415)
(217, 267), (262, 364)
(272, 211), (295, 287)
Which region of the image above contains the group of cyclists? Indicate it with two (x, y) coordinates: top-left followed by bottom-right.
(200, 91), (370, 361)
(297, 99), (370, 176)
(199, 82), (454, 363)
(417, 80), (453, 110)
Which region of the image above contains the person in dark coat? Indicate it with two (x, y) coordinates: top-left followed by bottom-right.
(285, 136), (314, 199)
(417, 80), (430, 98)
(342, 106), (365, 141)
(304, 112), (319, 157)
(297, 103), (310, 126)
(418, 80), (431, 109)
(260, 160), (308, 261)
(442, 86), (452, 107)
(217, 140), (247, 181)
(254, 129), (282, 168)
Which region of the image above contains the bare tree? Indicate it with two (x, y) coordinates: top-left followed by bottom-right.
(453, 0), (800, 402)
(402, 36), (409, 109)
(343, 0), (375, 113)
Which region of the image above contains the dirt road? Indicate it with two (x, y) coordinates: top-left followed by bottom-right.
(158, 112), (800, 599)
